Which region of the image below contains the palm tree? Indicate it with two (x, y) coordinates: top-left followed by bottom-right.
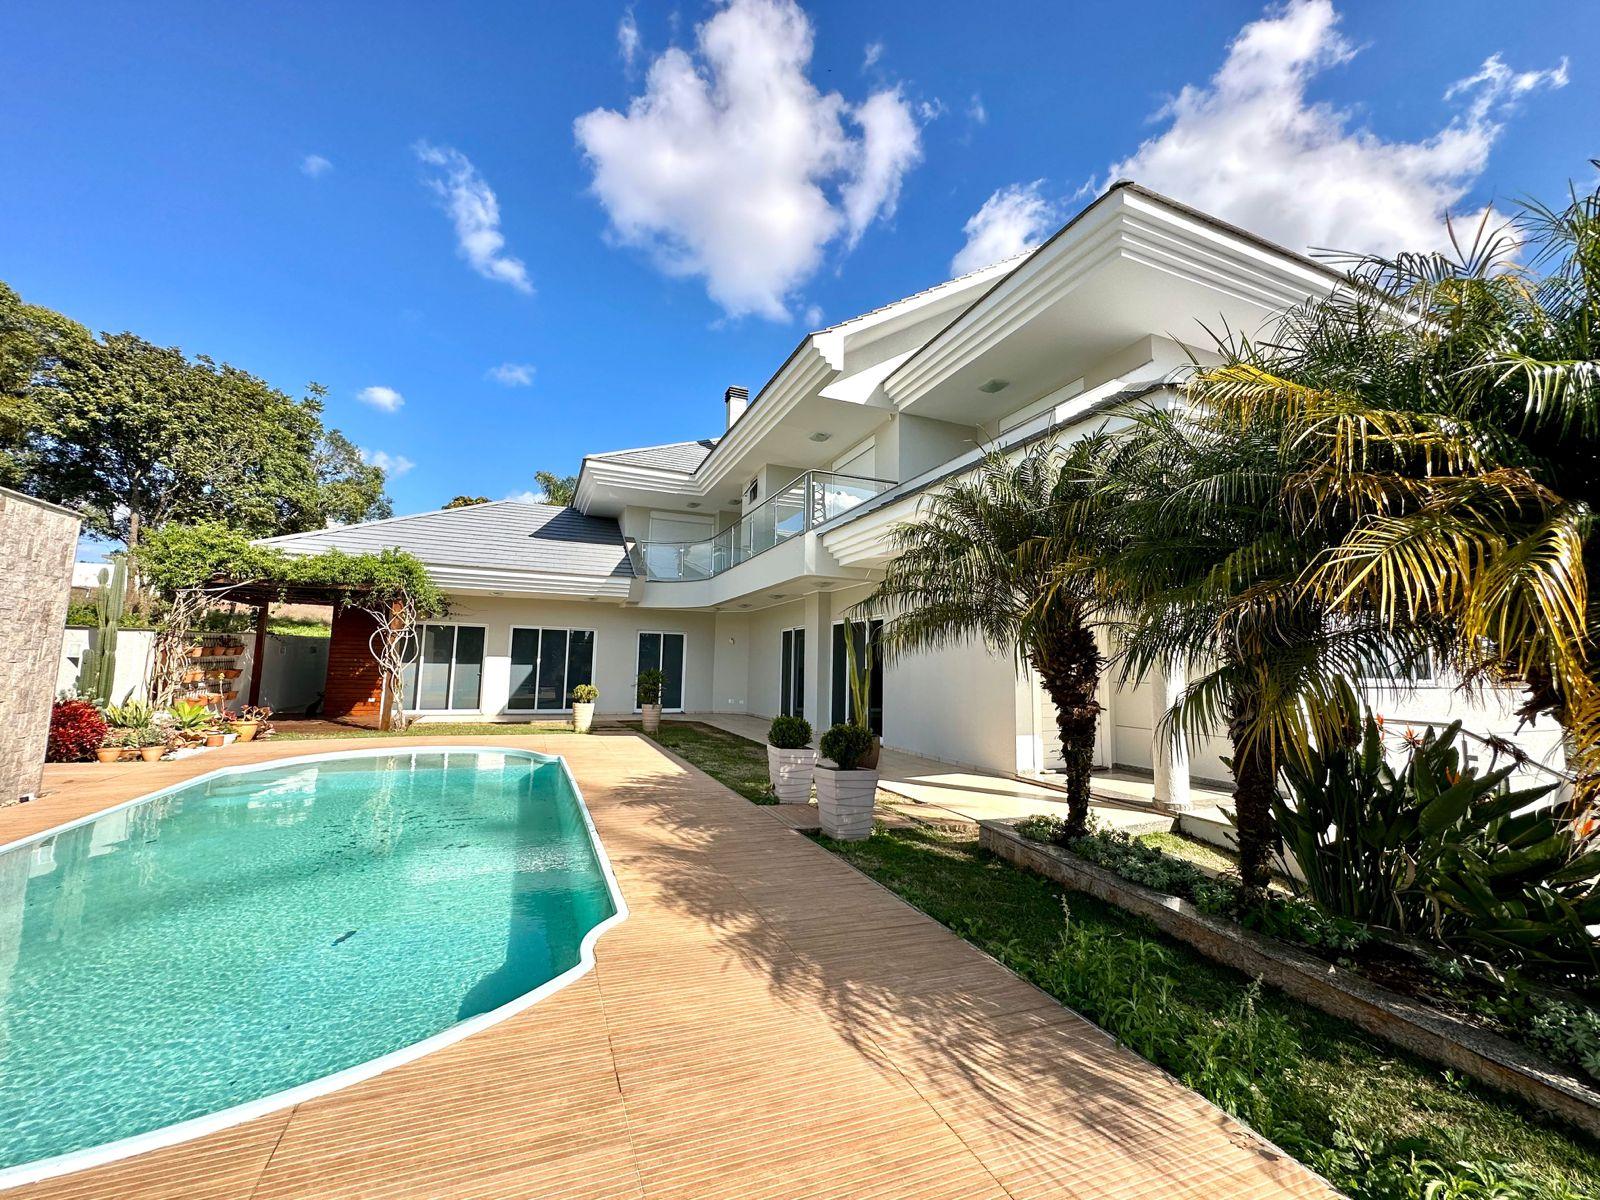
(864, 439), (1113, 838)
(1087, 405), (1433, 891)
(1185, 171), (1600, 817)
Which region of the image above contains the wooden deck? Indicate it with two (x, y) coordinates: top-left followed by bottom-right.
(4, 733), (1333, 1199)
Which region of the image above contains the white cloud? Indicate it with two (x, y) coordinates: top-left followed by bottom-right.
(357, 385), (405, 412)
(573, 0), (924, 320)
(1095, 0), (1567, 257)
(505, 489), (542, 504)
(862, 41), (883, 70)
(618, 7), (640, 68)
(487, 362), (536, 386)
(361, 449), (415, 478)
(300, 154), (333, 178)
(951, 181), (1058, 275)
(414, 142), (533, 294)
(966, 94), (987, 126)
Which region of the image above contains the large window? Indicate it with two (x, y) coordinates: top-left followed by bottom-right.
(831, 619), (883, 735)
(780, 628), (805, 718)
(402, 624), (486, 712)
(636, 632), (686, 711)
(509, 627), (596, 712)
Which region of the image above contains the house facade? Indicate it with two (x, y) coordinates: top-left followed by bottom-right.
(263, 183), (1568, 805)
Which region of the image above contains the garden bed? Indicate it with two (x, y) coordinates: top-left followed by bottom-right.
(982, 816), (1600, 1139)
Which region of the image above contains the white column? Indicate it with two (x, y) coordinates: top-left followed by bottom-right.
(801, 590), (829, 732)
(1151, 665), (1193, 813)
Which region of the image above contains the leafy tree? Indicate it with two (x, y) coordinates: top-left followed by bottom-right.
(0, 281), (84, 486)
(534, 470), (577, 506)
(443, 495), (491, 509)
(867, 441), (1114, 838)
(6, 287), (390, 547)
(1185, 170), (1600, 816)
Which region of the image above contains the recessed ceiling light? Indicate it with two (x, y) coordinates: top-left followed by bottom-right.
(770, 593), (787, 599)
(979, 378), (1010, 394)
(686, 501), (701, 508)
(809, 432), (832, 442)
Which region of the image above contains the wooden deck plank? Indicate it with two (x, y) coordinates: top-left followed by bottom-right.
(5, 733), (1334, 1199)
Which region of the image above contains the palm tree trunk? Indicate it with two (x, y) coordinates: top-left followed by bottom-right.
(1032, 617), (1102, 841)
(1228, 700), (1278, 893)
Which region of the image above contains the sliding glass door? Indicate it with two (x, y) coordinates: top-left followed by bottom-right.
(508, 627), (596, 712)
(780, 628), (805, 718)
(402, 624), (486, 712)
(830, 619), (883, 734)
(636, 632), (685, 711)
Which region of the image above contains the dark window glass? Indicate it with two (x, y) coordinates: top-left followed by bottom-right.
(830, 620), (882, 734)
(566, 631), (595, 703)
(780, 630), (794, 717)
(509, 628), (539, 710)
(417, 624), (454, 710)
(661, 633), (685, 710)
(536, 628), (568, 710)
(450, 626), (485, 710)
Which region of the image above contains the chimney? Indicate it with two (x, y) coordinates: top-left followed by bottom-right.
(724, 385), (749, 430)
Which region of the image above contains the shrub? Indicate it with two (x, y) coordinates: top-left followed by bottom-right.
(47, 700), (109, 762)
(570, 684), (599, 704)
(1526, 1000), (1600, 1083)
(767, 715), (812, 749)
(635, 669), (665, 706)
(820, 723), (873, 770)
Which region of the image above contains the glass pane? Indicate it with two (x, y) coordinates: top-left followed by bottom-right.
(508, 628), (539, 710)
(417, 625), (453, 710)
(661, 634), (685, 710)
(536, 629), (568, 710)
(566, 631), (595, 702)
(399, 627), (421, 710)
(637, 633), (660, 707)
(830, 623), (847, 727)
(780, 630), (793, 717)
(794, 628), (805, 720)
(450, 626), (485, 710)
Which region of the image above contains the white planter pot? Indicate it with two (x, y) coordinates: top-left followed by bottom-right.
(641, 703), (662, 733)
(815, 766), (878, 840)
(766, 745), (817, 803)
(572, 702), (595, 733)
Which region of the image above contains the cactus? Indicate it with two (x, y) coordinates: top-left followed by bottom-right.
(76, 558), (127, 705)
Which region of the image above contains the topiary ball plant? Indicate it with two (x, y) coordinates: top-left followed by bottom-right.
(820, 723), (873, 770)
(570, 684), (599, 704)
(768, 715), (812, 749)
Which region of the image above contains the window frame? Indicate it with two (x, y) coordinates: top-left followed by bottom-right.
(635, 630), (688, 713)
(830, 618), (884, 734)
(779, 626), (806, 719)
(401, 621), (489, 715)
(505, 625), (598, 714)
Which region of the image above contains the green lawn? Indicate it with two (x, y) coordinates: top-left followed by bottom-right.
(627, 721), (777, 803)
(270, 722), (575, 741)
(644, 720), (1600, 1199)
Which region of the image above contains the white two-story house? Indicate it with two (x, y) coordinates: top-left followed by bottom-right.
(264, 182), (1569, 806)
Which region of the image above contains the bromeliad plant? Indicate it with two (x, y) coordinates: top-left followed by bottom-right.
(1277, 718), (1600, 982)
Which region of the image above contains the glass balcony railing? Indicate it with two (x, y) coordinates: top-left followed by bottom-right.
(632, 470), (895, 581)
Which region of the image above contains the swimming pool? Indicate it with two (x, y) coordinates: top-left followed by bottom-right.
(0, 747), (625, 1184)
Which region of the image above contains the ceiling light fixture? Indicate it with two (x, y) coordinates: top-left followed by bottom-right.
(979, 378), (1010, 394)
(686, 501), (701, 508)
(809, 432), (832, 442)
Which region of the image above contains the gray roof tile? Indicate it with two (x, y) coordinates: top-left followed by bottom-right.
(258, 501), (633, 578)
(587, 438), (718, 473)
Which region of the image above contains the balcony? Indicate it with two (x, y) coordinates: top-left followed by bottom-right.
(631, 470), (895, 582)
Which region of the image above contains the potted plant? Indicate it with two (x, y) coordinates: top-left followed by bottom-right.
(231, 704), (272, 742)
(815, 724), (877, 840)
(766, 715), (816, 803)
(93, 730), (125, 765)
(570, 684), (599, 733)
(841, 615), (882, 770)
(134, 726), (168, 762)
(636, 669), (666, 733)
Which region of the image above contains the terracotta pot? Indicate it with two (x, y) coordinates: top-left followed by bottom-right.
(182, 668), (206, 683)
(119, 747), (140, 761)
(232, 722), (258, 742)
(140, 746), (166, 762)
(94, 747), (122, 764)
(221, 667), (242, 679)
(204, 733), (225, 748)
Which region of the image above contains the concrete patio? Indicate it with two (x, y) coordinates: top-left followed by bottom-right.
(5, 732), (1329, 1199)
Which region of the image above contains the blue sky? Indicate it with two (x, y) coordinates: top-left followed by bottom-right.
(2, 0), (1594, 523)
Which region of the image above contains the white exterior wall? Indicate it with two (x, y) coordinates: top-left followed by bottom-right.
(59, 627), (156, 702)
(409, 595), (718, 720)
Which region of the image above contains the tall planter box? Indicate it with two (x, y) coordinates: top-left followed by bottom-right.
(640, 703), (661, 733)
(766, 745), (816, 803)
(815, 766), (877, 840)
(572, 701), (595, 733)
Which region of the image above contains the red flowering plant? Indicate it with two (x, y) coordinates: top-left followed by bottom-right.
(47, 699), (109, 762)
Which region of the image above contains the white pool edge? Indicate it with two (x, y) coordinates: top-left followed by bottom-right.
(0, 745), (630, 1192)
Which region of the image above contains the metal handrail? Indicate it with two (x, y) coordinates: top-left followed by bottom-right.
(634, 470), (895, 581)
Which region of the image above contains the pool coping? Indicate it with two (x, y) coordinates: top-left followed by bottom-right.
(0, 745), (630, 1192)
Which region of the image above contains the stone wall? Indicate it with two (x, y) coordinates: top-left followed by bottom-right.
(0, 488), (80, 804)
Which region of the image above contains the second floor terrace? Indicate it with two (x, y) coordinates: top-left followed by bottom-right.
(628, 470), (895, 582)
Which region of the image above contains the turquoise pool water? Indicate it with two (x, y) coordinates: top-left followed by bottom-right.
(0, 748), (619, 1175)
